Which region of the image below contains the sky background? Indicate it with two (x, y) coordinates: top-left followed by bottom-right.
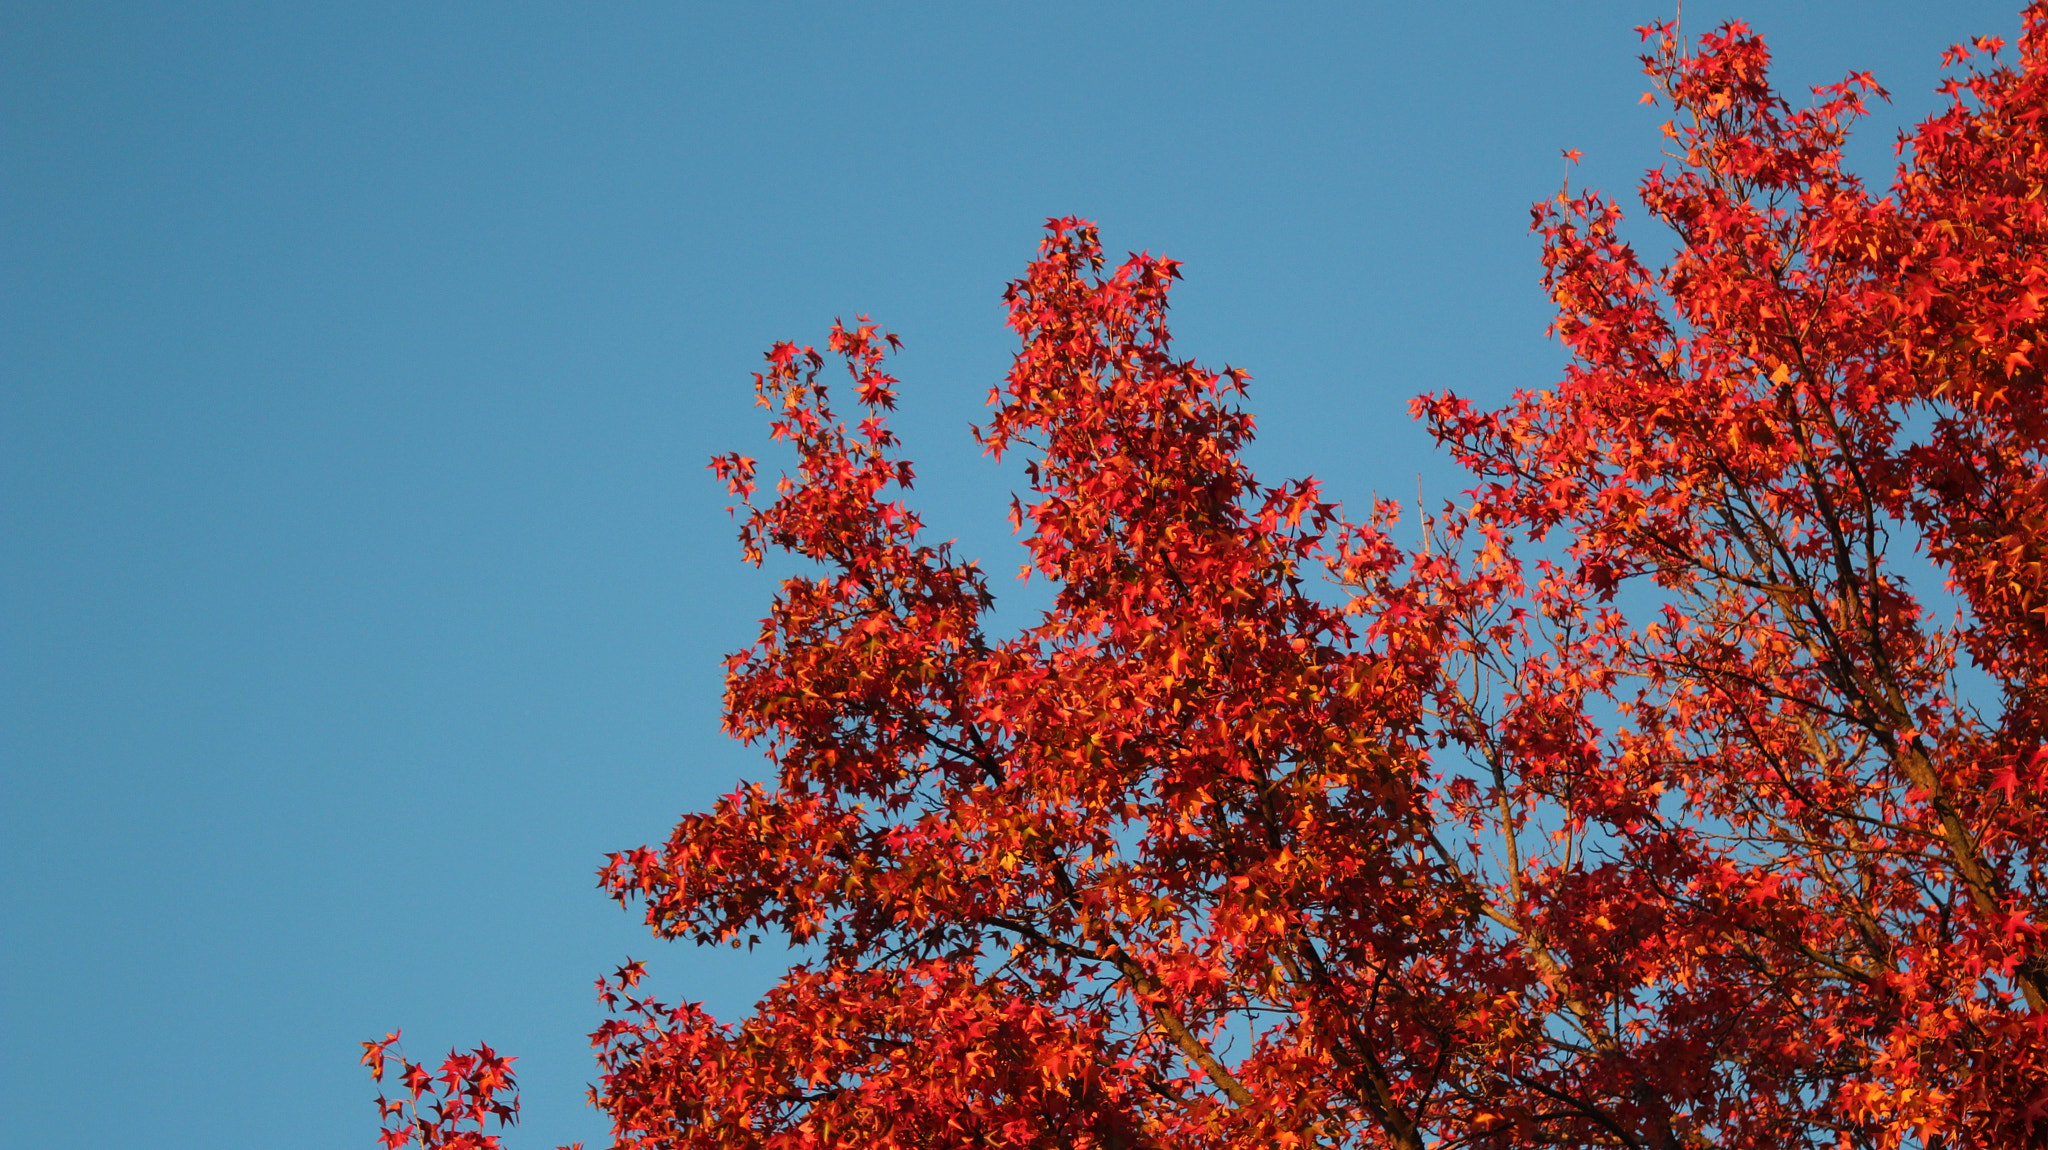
(1, 2), (2026, 1146)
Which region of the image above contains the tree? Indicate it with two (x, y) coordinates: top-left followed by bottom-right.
(372, 9), (2048, 1148)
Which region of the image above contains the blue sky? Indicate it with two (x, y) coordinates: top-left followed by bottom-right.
(1, 2), (2022, 1146)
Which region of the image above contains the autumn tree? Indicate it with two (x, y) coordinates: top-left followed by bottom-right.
(373, 8), (2048, 1148)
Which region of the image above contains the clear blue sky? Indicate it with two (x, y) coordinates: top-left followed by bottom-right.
(0, 2), (2021, 1146)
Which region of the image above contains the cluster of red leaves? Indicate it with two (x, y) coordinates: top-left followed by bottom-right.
(373, 6), (2048, 1148)
(1421, 10), (2048, 1145)
(360, 1033), (543, 1150)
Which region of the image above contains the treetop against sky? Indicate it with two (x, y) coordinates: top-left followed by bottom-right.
(374, 10), (2048, 1149)
(3, 3), (2039, 1148)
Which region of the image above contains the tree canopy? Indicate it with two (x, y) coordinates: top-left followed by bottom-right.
(368, 9), (2048, 1148)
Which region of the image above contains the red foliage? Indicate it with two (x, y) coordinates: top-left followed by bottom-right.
(361, 1032), (536, 1150)
(374, 7), (2048, 1147)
